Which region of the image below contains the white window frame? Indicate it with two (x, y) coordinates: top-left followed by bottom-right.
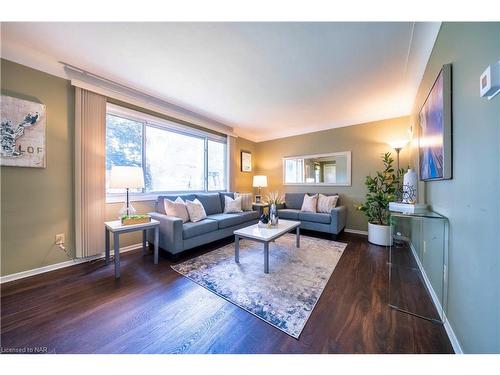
(106, 103), (228, 203)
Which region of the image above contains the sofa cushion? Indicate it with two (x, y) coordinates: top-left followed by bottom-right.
(298, 211), (331, 224)
(285, 193), (306, 209)
(156, 194), (196, 214)
(185, 198), (208, 222)
(195, 193), (223, 215)
(301, 193), (318, 212)
(317, 193), (339, 213)
(163, 197), (190, 223)
(182, 219), (219, 239)
(219, 192), (235, 212)
(224, 195), (243, 213)
(278, 208), (300, 220)
(208, 211), (259, 229)
(234, 192), (253, 211)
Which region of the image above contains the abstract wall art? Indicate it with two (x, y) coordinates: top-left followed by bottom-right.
(1, 95), (46, 168)
(418, 64), (452, 181)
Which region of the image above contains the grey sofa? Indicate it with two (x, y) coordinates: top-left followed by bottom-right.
(147, 192), (259, 257)
(278, 193), (347, 238)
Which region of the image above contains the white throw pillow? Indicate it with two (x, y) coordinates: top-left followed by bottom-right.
(317, 194), (339, 213)
(301, 194), (318, 213)
(164, 197), (190, 223)
(224, 195), (243, 213)
(234, 192), (253, 211)
(185, 198), (207, 222)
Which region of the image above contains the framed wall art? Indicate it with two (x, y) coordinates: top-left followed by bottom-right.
(418, 64), (452, 181)
(1, 95), (46, 168)
(241, 150), (252, 172)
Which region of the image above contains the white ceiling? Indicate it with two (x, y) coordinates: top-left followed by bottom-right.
(1, 22), (440, 142)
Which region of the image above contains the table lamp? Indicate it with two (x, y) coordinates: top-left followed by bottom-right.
(252, 175), (268, 203)
(109, 166), (145, 217)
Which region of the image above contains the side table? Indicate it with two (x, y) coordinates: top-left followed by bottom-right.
(252, 202), (269, 216)
(105, 219), (160, 278)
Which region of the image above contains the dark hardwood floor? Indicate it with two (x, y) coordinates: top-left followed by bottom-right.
(0, 232), (453, 354)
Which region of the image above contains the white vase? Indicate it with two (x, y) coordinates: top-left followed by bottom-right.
(368, 222), (393, 246)
(403, 168), (418, 204)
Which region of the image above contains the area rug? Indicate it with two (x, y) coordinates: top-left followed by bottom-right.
(171, 234), (347, 338)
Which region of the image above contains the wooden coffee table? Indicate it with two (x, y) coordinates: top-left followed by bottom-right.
(233, 219), (300, 273)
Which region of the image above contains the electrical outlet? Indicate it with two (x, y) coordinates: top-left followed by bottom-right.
(55, 234), (65, 245)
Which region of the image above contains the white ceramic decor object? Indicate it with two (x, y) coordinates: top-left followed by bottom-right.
(403, 168), (418, 204)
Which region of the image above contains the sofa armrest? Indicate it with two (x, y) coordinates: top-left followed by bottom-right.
(330, 206), (347, 234)
(148, 212), (184, 253)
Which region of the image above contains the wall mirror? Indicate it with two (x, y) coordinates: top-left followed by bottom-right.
(283, 151), (351, 186)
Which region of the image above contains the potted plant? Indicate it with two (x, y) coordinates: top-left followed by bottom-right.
(357, 152), (403, 246)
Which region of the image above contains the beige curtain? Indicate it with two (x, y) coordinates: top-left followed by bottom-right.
(75, 88), (107, 258)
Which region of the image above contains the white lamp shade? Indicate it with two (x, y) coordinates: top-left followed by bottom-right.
(252, 175), (268, 188)
(109, 166), (145, 189)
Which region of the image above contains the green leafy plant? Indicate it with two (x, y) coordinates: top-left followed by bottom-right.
(120, 214), (150, 220)
(356, 152), (404, 226)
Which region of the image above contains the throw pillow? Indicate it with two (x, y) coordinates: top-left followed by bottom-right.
(185, 198), (208, 222)
(317, 194), (339, 213)
(163, 197), (190, 223)
(234, 192), (253, 211)
(224, 195), (243, 213)
(301, 194), (318, 213)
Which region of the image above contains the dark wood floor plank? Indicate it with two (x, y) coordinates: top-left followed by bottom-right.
(0, 233), (454, 354)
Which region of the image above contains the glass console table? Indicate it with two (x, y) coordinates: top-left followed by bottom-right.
(388, 210), (449, 324)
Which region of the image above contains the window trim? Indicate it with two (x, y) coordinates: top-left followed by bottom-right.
(106, 104), (228, 203)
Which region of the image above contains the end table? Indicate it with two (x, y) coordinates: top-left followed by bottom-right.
(252, 202), (269, 216)
(105, 219), (160, 279)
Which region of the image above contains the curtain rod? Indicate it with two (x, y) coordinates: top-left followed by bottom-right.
(60, 61), (235, 137)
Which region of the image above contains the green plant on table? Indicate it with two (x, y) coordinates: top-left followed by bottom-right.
(120, 214), (150, 220)
(356, 152), (404, 226)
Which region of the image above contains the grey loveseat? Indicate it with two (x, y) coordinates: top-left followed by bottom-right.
(278, 193), (347, 239)
(147, 192), (259, 257)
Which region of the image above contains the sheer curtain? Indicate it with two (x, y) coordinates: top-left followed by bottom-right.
(74, 87), (107, 257)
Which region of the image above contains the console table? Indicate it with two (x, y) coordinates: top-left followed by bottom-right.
(105, 219), (160, 279)
(388, 210), (449, 323)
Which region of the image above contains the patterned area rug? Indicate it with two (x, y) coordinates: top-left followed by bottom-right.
(172, 234), (347, 338)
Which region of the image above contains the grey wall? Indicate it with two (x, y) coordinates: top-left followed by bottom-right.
(255, 116), (411, 231)
(1, 59), (76, 275)
(410, 22), (500, 353)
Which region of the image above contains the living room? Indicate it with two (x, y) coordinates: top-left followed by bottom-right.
(1, 1), (499, 372)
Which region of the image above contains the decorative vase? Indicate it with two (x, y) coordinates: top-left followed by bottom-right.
(402, 168), (417, 204)
(269, 203), (279, 226)
(368, 222), (393, 246)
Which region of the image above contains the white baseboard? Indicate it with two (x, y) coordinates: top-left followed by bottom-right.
(0, 243), (143, 284)
(344, 228), (368, 236)
(409, 242), (463, 354)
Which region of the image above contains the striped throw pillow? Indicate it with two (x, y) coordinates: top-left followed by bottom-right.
(235, 192), (253, 211)
(317, 194), (339, 213)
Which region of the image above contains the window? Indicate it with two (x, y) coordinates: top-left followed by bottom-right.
(105, 104), (228, 198)
(145, 126), (205, 192)
(284, 158), (304, 184)
(207, 140), (226, 191)
(105, 114), (143, 193)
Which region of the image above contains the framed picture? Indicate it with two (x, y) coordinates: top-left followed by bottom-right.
(1, 95), (46, 168)
(241, 151), (252, 172)
(418, 64), (452, 181)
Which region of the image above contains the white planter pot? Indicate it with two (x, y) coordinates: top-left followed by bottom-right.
(368, 222), (392, 246)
